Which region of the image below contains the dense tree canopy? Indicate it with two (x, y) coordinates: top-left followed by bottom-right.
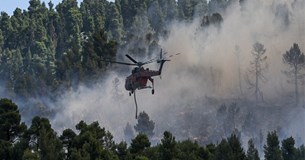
(0, 0), (228, 102)
(0, 98), (304, 159)
(0, 0), (304, 159)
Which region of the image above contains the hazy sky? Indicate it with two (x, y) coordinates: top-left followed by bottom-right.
(0, 0), (102, 15)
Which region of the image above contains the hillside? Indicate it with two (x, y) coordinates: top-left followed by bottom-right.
(0, 0), (305, 159)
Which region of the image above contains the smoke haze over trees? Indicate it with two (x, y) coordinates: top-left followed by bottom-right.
(1, 98), (305, 159)
(0, 0), (305, 159)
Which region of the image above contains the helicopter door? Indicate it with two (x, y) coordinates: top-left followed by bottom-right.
(140, 78), (148, 87)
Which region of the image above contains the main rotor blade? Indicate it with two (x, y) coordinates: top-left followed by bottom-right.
(125, 54), (138, 64)
(143, 58), (157, 65)
(168, 53), (181, 58)
(101, 60), (136, 66)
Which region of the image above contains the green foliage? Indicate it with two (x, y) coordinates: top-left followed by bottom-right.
(130, 133), (151, 155)
(175, 139), (202, 160)
(214, 139), (232, 160)
(178, 0), (208, 21)
(70, 121), (117, 159)
(80, 0), (107, 34)
(264, 131), (283, 160)
(281, 137), (297, 160)
(60, 128), (76, 159)
(0, 98), (24, 142)
(159, 131), (177, 160)
(296, 145), (305, 160)
(106, 2), (124, 42)
(247, 139), (260, 160)
(0, 99), (305, 160)
(22, 148), (39, 160)
(228, 134), (246, 160)
(134, 111), (155, 138)
(81, 29), (118, 80)
(147, 0), (164, 33)
(0, 0), (226, 101)
(1, 1), (305, 159)
(135, 155), (149, 160)
(116, 141), (129, 160)
(0, 140), (11, 160)
(28, 116), (64, 160)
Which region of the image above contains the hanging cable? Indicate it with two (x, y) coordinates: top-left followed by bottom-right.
(134, 90), (138, 119)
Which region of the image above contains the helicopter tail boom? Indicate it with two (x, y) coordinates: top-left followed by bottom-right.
(158, 59), (170, 75)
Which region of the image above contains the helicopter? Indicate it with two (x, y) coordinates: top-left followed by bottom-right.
(102, 49), (180, 118)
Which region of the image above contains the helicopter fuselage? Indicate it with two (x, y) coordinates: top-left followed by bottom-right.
(125, 67), (160, 92)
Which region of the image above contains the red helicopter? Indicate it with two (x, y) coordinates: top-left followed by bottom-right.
(103, 49), (180, 118)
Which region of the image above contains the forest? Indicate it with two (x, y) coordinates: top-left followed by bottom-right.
(1, 98), (305, 159)
(0, 0), (305, 159)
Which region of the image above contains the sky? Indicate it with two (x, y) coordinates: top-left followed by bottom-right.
(0, 0), (88, 15)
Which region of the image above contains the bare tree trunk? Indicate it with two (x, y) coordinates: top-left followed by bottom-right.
(235, 46), (243, 96)
(255, 58), (259, 106)
(295, 66), (299, 106)
(238, 60), (243, 96)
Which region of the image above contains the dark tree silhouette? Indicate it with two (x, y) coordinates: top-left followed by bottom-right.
(282, 137), (297, 160)
(130, 133), (151, 155)
(283, 43), (305, 106)
(246, 42), (267, 105)
(134, 111), (155, 138)
(264, 131), (282, 160)
(124, 122), (135, 144)
(247, 139), (260, 160)
(159, 131), (177, 160)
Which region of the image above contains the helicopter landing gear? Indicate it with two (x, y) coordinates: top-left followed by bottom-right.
(149, 77), (155, 95)
(129, 90), (134, 96)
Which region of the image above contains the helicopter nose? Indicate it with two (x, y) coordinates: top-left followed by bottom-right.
(125, 79), (132, 91)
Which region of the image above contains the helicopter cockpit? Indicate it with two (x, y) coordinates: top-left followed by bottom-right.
(131, 67), (145, 74)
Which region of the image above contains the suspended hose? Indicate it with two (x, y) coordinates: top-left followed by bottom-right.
(134, 91), (138, 119)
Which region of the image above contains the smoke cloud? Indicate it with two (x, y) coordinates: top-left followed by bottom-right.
(49, 0), (305, 147)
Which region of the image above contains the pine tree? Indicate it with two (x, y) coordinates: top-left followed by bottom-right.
(159, 0), (178, 22)
(0, 98), (26, 142)
(177, 0), (195, 20)
(124, 122), (134, 144)
(147, 0), (164, 33)
(159, 131), (177, 160)
(134, 111), (155, 138)
(214, 139), (232, 160)
(296, 145), (305, 160)
(175, 139), (201, 159)
(264, 131), (283, 160)
(80, 0), (108, 34)
(0, 98), (27, 159)
(27, 116), (64, 160)
(281, 137), (297, 160)
(228, 134), (246, 160)
(73, 121), (117, 159)
(246, 42), (267, 105)
(130, 133), (151, 155)
(247, 139), (260, 160)
(106, 2), (124, 42)
(283, 43), (305, 106)
(60, 128), (76, 159)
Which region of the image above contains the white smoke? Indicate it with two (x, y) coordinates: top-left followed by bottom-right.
(51, 0), (305, 145)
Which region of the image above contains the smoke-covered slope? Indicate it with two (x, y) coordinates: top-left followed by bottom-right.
(47, 0), (305, 148)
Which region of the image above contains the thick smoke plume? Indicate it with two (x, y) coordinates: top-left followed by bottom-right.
(50, 0), (305, 147)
